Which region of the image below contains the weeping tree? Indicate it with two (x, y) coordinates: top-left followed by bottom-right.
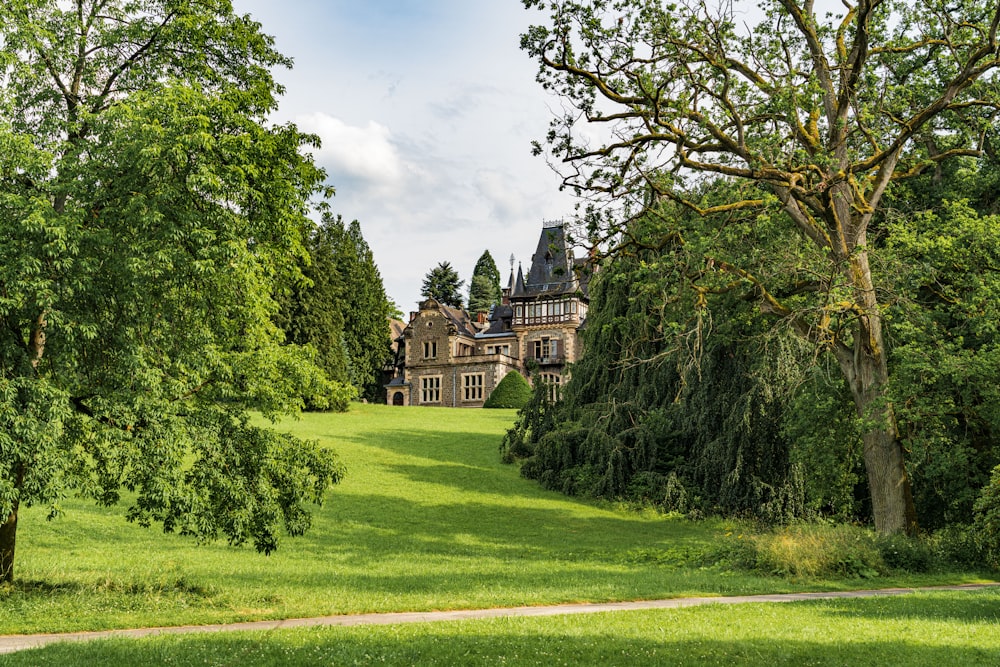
(506, 202), (811, 522)
(0, 1), (344, 583)
(522, 0), (1000, 534)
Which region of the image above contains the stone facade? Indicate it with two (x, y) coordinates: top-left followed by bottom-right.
(385, 222), (590, 407)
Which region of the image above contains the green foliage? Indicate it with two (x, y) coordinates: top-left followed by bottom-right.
(0, 0), (343, 580)
(468, 250), (502, 315)
(929, 524), (987, 569)
(884, 200), (1000, 528)
(510, 206), (810, 523)
(339, 220), (396, 401)
(127, 412), (344, 554)
(499, 378), (556, 461)
(524, 0), (1000, 536)
(782, 376), (866, 520)
(420, 261), (464, 309)
(274, 219), (352, 388)
(276, 215), (394, 403)
(874, 533), (935, 573)
(715, 523), (990, 578)
(507, 174), (1000, 533)
(484, 371), (533, 410)
(973, 465), (1000, 569)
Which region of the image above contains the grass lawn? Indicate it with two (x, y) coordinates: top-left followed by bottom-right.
(4, 589), (1000, 666)
(2, 404), (993, 638)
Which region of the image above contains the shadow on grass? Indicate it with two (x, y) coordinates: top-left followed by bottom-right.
(811, 589), (1000, 623)
(312, 493), (710, 562)
(326, 427), (509, 469)
(0, 575), (220, 602)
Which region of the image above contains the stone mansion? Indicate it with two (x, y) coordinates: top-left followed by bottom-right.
(385, 222), (590, 407)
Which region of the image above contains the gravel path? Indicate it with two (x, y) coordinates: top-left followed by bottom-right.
(1, 583), (996, 655)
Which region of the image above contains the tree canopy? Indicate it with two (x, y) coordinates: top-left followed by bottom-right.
(506, 176), (1000, 533)
(0, 0), (343, 582)
(468, 250), (503, 316)
(337, 218), (396, 401)
(277, 214), (395, 402)
(421, 261), (465, 309)
(522, 0), (1000, 534)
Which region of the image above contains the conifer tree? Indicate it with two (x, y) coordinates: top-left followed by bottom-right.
(275, 220), (351, 388)
(278, 215), (394, 402)
(421, 262), (464, 309)
(468, 251), (502, 316)
(341, 219), (395, 401)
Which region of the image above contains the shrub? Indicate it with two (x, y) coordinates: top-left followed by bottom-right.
(973, 464), (1000, 569)
(931, 524), (986, 569)
(875, 534), (934, 572)
(484, 371), (532, 409)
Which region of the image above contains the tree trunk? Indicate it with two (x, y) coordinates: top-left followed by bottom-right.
(859, 410), (918, 535)
(835, 252), (919, 535)
(0, 501), (18, 583)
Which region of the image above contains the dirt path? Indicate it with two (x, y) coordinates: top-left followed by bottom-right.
(1, 583), (996, 655)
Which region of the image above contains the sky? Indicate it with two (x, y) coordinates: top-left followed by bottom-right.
(229, 0), (578, 312)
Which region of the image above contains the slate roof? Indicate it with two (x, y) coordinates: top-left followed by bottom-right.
(477, 303), (516, 338)
(437, 301), (479, 338)
(517, 223), (587, 298)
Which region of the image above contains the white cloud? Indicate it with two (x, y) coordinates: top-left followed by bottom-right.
(296, 112), (404, 192)
(232, 0), (581, 308)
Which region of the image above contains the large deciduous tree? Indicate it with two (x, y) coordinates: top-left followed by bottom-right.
(0, 0), (344, 582)
(522, 0), (1000, 534)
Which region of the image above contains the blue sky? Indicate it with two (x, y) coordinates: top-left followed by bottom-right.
(230, 0), (576, 310)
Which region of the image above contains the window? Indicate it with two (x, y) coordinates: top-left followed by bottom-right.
(533, 338), (558, 360)
(539, 373), (562, 402)
(423, 341), (437, 359)
(462, 373), (484, 401)
(421, 376), (441, 403)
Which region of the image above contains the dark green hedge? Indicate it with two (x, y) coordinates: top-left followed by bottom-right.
(484, 371), (532, 409)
